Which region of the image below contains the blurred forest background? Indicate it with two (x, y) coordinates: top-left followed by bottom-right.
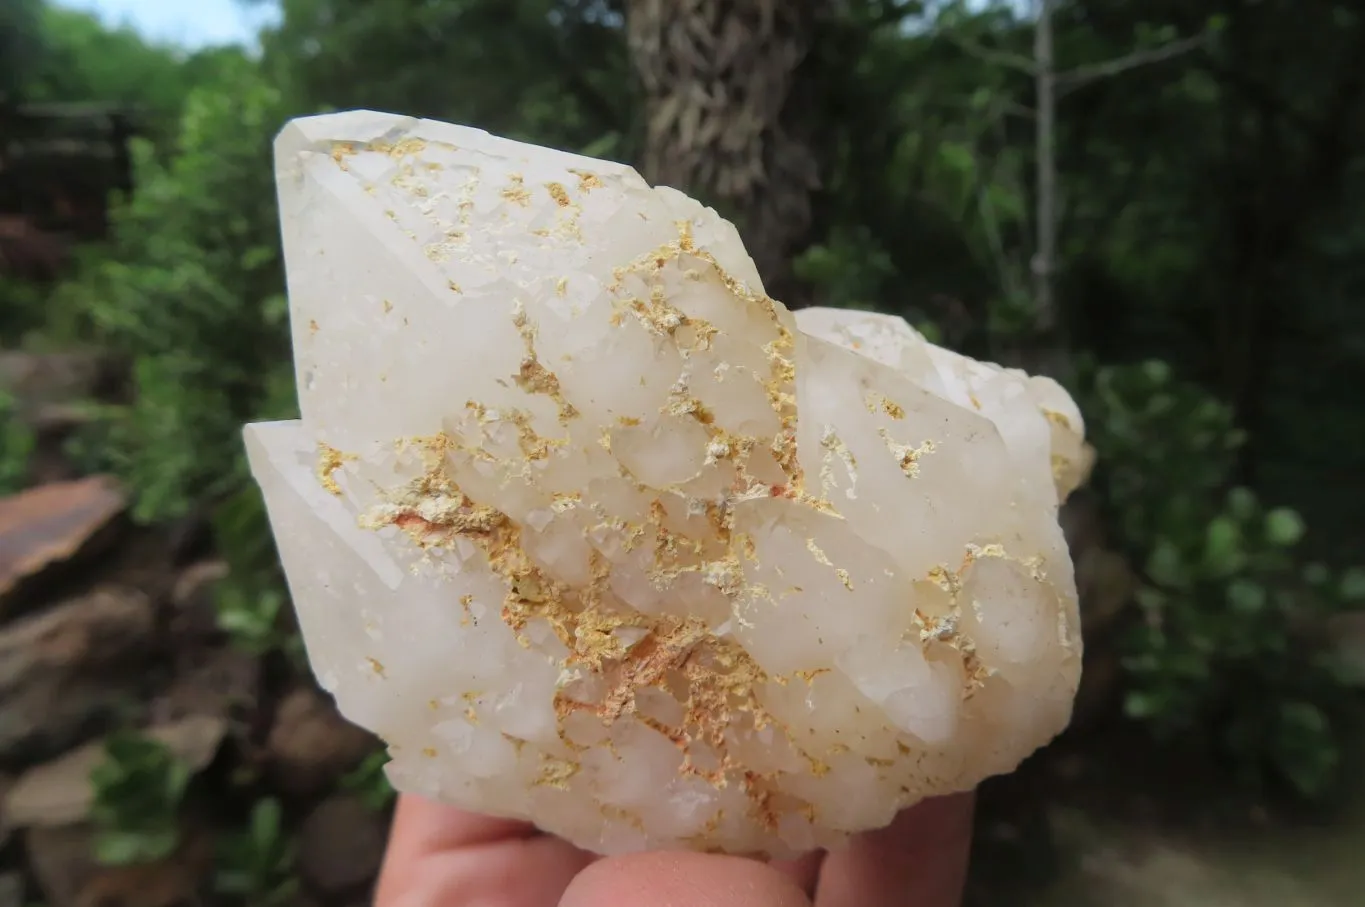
(1, 1), (1363, 905)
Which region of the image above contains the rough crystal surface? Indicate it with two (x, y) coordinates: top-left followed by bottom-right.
(246, 110), (1087, 858)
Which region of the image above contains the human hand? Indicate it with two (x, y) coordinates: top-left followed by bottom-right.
(374, 790), (974, 907)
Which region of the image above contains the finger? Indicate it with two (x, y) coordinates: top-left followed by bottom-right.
(385, 792), (542, 856)
(770, 850), (826, 897)
(559, 851), (813, 907)
(375, 794), (593, 907)
(814, 792), (975, 907)
(383, 834), (592, 907)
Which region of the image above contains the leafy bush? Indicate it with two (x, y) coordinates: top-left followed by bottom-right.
(40, 54), (300, 635)
(793, 225), (898, 313)
(1083, 359), (1364, 796)
(89, 732), (190, 865)
(50, 55), (295, 527)
(215, 798), (299, 906)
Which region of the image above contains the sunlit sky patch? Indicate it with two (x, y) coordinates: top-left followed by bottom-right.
(65, 0), (1026, 50)
(61, 0), (279, 48)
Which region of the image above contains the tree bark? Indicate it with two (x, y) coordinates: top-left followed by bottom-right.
(1032, 0), (1059, 364)
(624, 0), (828, 306)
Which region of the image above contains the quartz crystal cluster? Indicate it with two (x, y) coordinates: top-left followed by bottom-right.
(246, 110), (1089, 858)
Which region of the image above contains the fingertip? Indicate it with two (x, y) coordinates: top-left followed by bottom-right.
(390, 793), (541, 851)
(816, 791), (976, 907)
(376, 794), (585, 906)
(769, 849), (825, 896)
(558, 851), (813, 907)
(379, 834), (591, 907)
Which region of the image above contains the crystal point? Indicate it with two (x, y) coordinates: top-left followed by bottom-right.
(247, 110), (1086, 857)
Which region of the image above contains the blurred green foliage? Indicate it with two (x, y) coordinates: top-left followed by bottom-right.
(89, 733), (190, 866)
(214, 798), (299, 906)
(341, 751), (398, 813)
(46, 56), (293, 524)
(1083, 360), (1363, 795)
(7, 0), (1363, 800)
(0, 391), (35, 494)
(215, 583), (300, 660)
(20, 6), (187, 121)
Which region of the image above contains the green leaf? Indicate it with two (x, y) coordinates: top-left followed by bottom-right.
(1146, 539), (1188, 589)
(1340, 568), (1365, 602)
(95, 828), (177, 866)
(579, 132), (621, 159)
(1124, 690), (1161, 719)
(88, 731), (189, 864)
(240, 245), (276, 271)
(1135, 585), (1167, 613)
(913, 320), (943, 344)
(1140, 359), (1171, 385)
(1264, 508), (1306, 547)
(1147, 392), (1175, 416)
(251, 798), (283, 847)
(342, 751), (396, 811)
(937, 140), (976, 177)
(1203, 515), (1242, 574)
(1273, 702), (1339, 798)
(1226, 487), (1258, 520)
(983, 183), (1025, 222)
(1303, 562), (1331, 586)
(1227, 578), (1267, 614)
(261, 293), (290, 327)
(95, 831), (151, 866)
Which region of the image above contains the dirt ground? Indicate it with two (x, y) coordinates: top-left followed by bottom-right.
(967, 721), (1365, 907)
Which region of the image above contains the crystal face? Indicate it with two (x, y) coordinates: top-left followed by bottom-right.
(246, 111), (1087, 858)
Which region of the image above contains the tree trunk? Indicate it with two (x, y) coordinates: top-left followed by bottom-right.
(624, 0), (828, 306)
(1023, 0), (1071, 382)
(1032, 0), (1058, 344)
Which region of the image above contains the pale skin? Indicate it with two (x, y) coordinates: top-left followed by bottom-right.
(375, 791), (975, 907)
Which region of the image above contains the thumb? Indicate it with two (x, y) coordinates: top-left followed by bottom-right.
(558, 851), (812, 907)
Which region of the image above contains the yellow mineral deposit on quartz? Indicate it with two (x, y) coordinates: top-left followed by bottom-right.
(244, 110), (1089, 859)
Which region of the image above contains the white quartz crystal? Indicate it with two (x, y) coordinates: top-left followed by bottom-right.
(246, 110), (1087, 858)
